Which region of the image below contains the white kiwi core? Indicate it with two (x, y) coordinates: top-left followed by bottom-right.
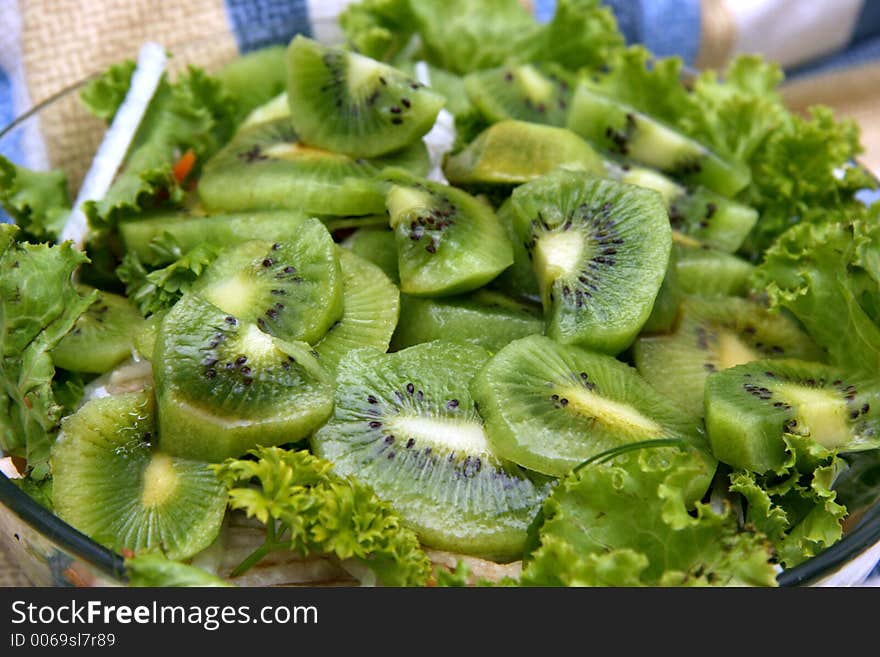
(389, 415), (491, 454)
(141, 453), (178, 508)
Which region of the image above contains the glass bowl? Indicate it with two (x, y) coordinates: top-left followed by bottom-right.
(2, 48), (880, 588)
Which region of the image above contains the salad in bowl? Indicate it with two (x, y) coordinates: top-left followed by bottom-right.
(2, 0), (880, 587)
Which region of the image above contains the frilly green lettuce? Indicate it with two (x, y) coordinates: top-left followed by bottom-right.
(214, 446), (432, 587)
(0, 225), (97, 478)
(0, 156), (71, 243)
(752, 216), (880, 377)
(521, 447), (778, 586)
(341, 0), (623, 75)
(83, 66), (237, 229)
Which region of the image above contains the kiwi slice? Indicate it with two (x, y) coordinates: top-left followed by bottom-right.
(192, 219), (342, 345)
(154, 294), (334, 462)
(705, 360), (880, 473)
(119, 210), (308, 266)
(50, 391), (227, 560)
(508, 169), (671, 355)
(390, 289), (543, 353)
(674, 241), (755, 297)
(311, 341), (547, 562)
(385, 174), (513, 296)
(639, 246), (682, 335)
(463, 64), (573, 127)
(567, 83), (750, 196)
(617, 165), (758, 253)
(132, 311), (164, 361)
(634, 296), (825, 418)
(50, 286), (144, 374)
(470, 335), (715, 493)
(371, 140), (432, 178)
(286, 35), (445, 158)
(197, 119), (387, 217)
(342, 227), (399, 283)
(489, 198), (540, 303)
(238, 92), (291, 131)
(443, 120), (604, 187)
(313, 248), (400, 373)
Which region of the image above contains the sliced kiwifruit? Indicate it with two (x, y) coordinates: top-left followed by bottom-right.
(238, 92), (291, 131)
(192, 219), (342, 345)
(673, 240), (755, 297)
(311, 341), (547, 562)
(385, 173), (513, 296)
(342, 226), (399, 284)
(508, 169), (671, 354)
(154, 294), (334, 462)
(464, 64), (573, 127)
(197, 119), (387, 217)
(286, 35), (445, 158)
(391, 289), (543, 353)
(705, 359), (880, 473)
(371, 140), (432, 178)
(443, 120), (604, 187)
(489, 197), (541, 303)
(50, 390), (227, 560)
(639, 246), (682, 335)
(119, 210), (309, 266)
(132, 311), (164, 361)
(215, 44), (287, 122)
(470, 335), (715, 495)
(567, 83), (750, 196)
(313, 248), (400, 373)
(616, 165), (758, 252)
(51, 286), (145, 374)
(634, 296), (826, 418)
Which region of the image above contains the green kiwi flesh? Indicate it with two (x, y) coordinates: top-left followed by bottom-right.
(286, 35), (444, 158)
(391, 289), (543, 353)
(313, 248), (400, 373)
(639, 246), (682, 334)
(634, 296), (825, 418)
(193, 219), (342, 345)
(50, 391), (227, 560)
(509, 170), (671, 354)
(154, 294), (334, 462)
(490, 198), (540, 303)
(705, 360), (880, 473)
(197, 119), (387, 217)
(443, 120), (605, 187)
(385, 175), (513, 296)
(464, 64), (573, 127)
(215, 45), (287, 121)
(311, 341), (547, 561)
(617, 165), (758, 252)
(119, 210), (309, 266)
(566, 84), (750, 196)
(673, 241), (755, 297)
(51, 286), (145, 374)
(470, 335), (715, 495)
(342, 227), (399, 283)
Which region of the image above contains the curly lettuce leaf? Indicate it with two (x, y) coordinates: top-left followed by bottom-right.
(214, 446), (432, 587)
(80, 60), (137, 123)
(729, 434), (848, 569)
(752, 217), (880, 376)
(125, 553), (233, 587)
(0, 225), (97, 478)
(84, 66), (237, 229)
(116, 242), (219, 317)
(339, 0), (417, 63)
(0, 156), (71, 242)
(521, 448), (778, 587)
(344, 0), (624, 75)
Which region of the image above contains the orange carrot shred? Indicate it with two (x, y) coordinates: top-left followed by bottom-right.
(172, 148), (196, 183)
